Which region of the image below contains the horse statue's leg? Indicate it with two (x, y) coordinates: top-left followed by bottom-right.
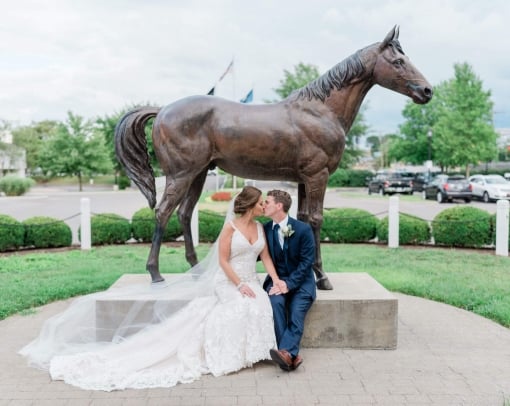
(146, 178), (188, 283)
(303, 175), (333, 290)
(177, 170), (208, 267)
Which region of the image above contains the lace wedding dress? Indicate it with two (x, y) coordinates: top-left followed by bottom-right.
(19, 221), (276, 391)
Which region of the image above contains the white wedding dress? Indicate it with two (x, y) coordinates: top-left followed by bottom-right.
(19, 221), (276, 391)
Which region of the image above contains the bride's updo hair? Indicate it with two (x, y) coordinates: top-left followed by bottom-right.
(234, 186), (262, 215)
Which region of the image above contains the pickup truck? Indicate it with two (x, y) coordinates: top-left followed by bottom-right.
(367, 171), (414, 196)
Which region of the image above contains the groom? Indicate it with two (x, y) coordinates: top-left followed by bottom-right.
(263, 189), (316, 371)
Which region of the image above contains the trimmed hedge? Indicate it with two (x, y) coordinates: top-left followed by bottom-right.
(328, 169), (374, 187)
(198, 210), (225, 242)
(131, 208), (182, 242)
(23, 216), (72, 248)
(88, 213), (131, 245)
(0, 214), (24, 251)
(432, 206), (492, 248)
(0, 175), (35, 196)
(377, 214), (431, 245)
(321, 208), (378, 243)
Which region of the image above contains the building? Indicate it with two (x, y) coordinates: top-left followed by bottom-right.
(0, 130), (26, 177)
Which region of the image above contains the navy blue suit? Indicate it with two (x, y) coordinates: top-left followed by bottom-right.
(263, 217), (316, 357)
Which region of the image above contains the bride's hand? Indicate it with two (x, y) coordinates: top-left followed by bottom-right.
(239, 284), (256, 298)
(276, 280), (288, 294)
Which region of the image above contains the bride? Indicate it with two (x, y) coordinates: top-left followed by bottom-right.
(19, 186), (285, 391)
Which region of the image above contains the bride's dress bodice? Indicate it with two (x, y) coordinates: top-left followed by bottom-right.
(215, 221), (265, 287)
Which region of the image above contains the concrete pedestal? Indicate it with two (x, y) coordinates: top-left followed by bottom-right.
(301, 273), (398, 349)
(97, 272), (398, 349)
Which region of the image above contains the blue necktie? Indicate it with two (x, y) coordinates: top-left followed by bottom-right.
(273, 224), (281, 254)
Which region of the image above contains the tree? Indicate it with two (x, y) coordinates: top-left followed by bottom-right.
(272, 62), (369, 169)
(272, 62), (321, 99)
(389, 83), (444, 165)
(391, 63), (497, 175)
(39, 112), (112, 191)
(433, 63), (497, 175)
(11, 120), (59, 176)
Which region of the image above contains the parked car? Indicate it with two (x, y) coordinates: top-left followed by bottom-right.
(411, 171), (437, 192)
(367, 171), (414, 196)
(469, 174), (510, 203)
(422, 174), (472, 203)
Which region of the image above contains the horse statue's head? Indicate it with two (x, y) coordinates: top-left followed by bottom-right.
(372, 26), (433, 104)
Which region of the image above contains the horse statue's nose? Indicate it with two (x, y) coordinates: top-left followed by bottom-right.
(424, 86), (433, 100)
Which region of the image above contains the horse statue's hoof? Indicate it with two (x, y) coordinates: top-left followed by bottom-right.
(316, 276), (333, 290)
(149, 271), (165, 284)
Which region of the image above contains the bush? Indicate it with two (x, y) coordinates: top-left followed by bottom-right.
(321, 208), (378, 243)
(328, 169), (375, 187)
(210, 191), (232, 202)
(23, 216), (72, 248)
(87, 213), (131, 245)
(376, 214), (431, 245)
(432, 206), (492, 248)
(0, 214), (24, 251)
(118, 175), (131, 190)
(131, 208), (182, 242)
(0, 175), (35, 196)
(199, 210), (225, 242)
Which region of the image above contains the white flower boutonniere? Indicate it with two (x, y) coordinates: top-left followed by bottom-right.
(281, 224), (295, 238)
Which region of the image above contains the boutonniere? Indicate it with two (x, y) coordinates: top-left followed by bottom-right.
(281, 224), (295, 238)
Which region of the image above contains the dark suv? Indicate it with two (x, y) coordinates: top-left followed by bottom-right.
(367, 171), (414, 196)
(423, 174), (472, 203)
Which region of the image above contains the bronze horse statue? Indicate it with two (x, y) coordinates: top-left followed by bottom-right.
(115, 26), (432, 289)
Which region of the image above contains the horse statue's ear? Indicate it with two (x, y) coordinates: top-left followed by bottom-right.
(380, 25), (399, 50)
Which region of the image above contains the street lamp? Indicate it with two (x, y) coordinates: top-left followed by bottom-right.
(427, 129), (433, 178)
(427, 129), (432, 162)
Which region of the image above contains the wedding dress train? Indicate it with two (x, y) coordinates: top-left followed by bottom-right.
(20, 221), (276, 391)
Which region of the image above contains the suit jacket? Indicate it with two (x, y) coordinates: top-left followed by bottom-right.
(263, 217), (316, 299)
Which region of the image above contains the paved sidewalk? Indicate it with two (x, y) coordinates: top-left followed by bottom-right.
(1, 293), (510, 405)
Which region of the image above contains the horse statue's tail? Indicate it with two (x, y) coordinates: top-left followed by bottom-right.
(115, 106), (161, 209)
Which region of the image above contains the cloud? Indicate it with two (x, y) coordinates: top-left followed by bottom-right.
(1, 0), (509, 130)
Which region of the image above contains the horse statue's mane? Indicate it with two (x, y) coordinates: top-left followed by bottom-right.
(295, 38), (404, 102)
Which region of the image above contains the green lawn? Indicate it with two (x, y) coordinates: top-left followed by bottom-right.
(1, 244), (509, 328)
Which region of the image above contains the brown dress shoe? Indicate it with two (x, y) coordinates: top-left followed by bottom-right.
(269, 349), (293, 371)
(292, 355), (303, 370)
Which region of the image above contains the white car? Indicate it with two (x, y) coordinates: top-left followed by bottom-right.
(468, 174), (510, 203)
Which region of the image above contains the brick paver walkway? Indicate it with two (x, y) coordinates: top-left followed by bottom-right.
(2, 293), (510, 405)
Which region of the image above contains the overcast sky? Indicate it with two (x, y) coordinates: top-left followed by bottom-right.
(1, 0), (509, 135)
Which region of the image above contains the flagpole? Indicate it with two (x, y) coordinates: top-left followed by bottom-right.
(231, 56), (237, 191)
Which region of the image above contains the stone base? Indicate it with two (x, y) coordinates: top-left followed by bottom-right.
(97, 272), (398, 349)
(302, 273), (398, 349)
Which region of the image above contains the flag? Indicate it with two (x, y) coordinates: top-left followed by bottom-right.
(240, 89), (253, 103)
(218, 59), (234, 82)
(207, 87), (215, 95)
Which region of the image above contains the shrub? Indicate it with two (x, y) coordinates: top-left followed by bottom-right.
(432, 206), (492, 248)
(118, 175), (131, 190)
(0, 214), (24, 251)
(199, 210), (225, 242)
(87, 213), (131, 245)
(131, 208), (182, 242)
(0, 175), (35, 196)
(328, 169), (374, 187)
(211, 191), (232, 202)
(321, 208), (378, 243)
(23, 216), (72, 248)
(376, 214), (431, 245)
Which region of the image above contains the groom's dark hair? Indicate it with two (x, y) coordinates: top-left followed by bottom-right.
(267, 190), (291, 213)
